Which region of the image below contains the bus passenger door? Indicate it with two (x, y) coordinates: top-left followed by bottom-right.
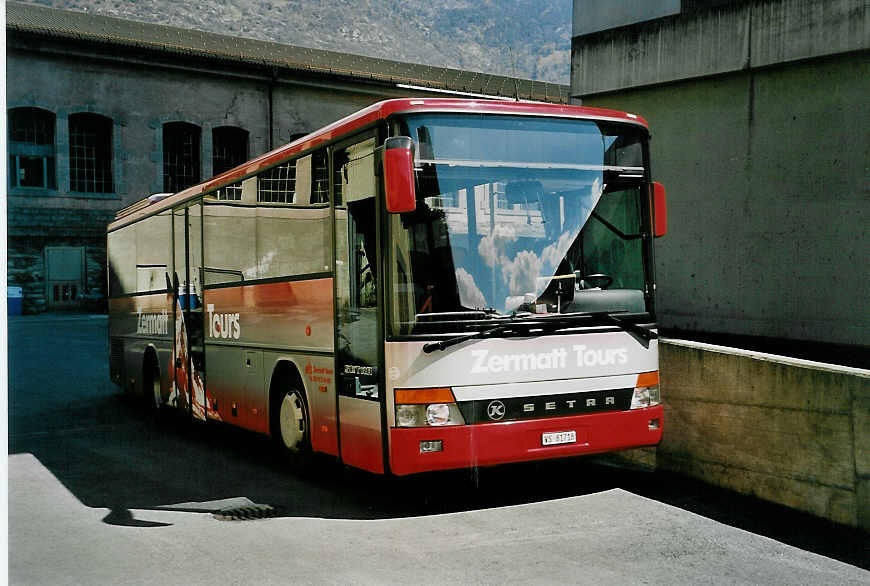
(171, 201), (207, 420)
(334, 138), (384, 473)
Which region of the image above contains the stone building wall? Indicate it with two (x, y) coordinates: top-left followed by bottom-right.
(6, 31), (439, 312)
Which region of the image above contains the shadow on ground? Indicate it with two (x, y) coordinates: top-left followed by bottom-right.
(8, 314), (869, 570)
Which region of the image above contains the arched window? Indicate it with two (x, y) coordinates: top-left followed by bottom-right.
(8, 107), (56, 189)
(163, 122), (201, 193)
(212, 126), (249, 175)
(212, 126), (248, 200)
(69, 113), (113, 193)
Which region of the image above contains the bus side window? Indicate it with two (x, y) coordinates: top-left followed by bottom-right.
(135, 211), (171, 294)
(108, 224), (136, 296)
(349, 199), (377, 308)
(334, 138), (378, 384)
(336, 139), (376, 310)
(312, 150), (329, 204)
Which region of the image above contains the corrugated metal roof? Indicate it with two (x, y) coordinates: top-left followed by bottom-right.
(6, 1), (570, 103)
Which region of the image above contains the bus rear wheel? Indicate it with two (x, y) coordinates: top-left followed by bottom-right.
(276, 388), (310, 454)
(144, 354), (162, 413)
(150, 368), (162, 411)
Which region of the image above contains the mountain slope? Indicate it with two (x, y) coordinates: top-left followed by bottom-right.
(30, 0), (571, 83)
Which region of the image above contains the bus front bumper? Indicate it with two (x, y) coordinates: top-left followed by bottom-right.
(388, 405), (663, 476)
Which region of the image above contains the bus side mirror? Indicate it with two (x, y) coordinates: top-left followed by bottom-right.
(383, 137), (416, 213)
(652, 182), (667, 237)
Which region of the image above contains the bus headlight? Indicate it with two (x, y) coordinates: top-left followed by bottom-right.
(394, 388), (466, 427)
(396, 404), (421, 427)
(426, 403), (450, 425)
(631, 371), (661, 409)
(630, 387), (649, 409)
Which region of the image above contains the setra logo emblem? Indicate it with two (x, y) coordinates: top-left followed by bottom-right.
(486, 400), (506, 421)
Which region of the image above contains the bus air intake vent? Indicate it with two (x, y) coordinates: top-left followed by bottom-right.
(110, 338), (124, 363)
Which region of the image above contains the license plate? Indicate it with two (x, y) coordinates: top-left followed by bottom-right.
(542, 430), (576, 446)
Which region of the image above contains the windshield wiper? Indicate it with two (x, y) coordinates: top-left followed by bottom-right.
(533, 311), (658, 347)
(422, 311), (597, 353)
(416, 310), (499, 322)
(603, 313), (657, 349)
(422, 321), (519, 353)
(421, 311), (657, 353)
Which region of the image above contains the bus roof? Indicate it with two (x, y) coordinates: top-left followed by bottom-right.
(109, 98), (649, 230)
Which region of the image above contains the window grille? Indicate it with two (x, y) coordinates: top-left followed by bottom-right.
(8, 107), (56, 189)
(163, 122), (201, 193)
(10, 108), (53, 144)
(216, 181), (242, 201)
(258, 162), (296, 203)
(212, 126), (248, 176)
(69, 113), (113, 193)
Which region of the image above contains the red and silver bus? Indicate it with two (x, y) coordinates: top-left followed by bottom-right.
(108, 98), (667, 475)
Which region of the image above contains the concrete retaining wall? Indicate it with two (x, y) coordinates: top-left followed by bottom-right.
(614, 339), (870, 531)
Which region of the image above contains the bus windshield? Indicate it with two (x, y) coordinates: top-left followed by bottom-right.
(388, 113), (651, 336)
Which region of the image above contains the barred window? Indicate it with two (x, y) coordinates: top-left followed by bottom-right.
(212, 126), (248, 176)
(163, 122), (200, 193)
(8, 107), (56, 189)
(216, 181), (242, 201)
(69, 113), (113, 193)
(257, 161), (295, 203)
(10, 107), (53, 143)
(312, 150), (329, 204)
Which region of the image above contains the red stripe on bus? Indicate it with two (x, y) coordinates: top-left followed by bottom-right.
(389, 406), (663, 475)
(204, 279), (333, 308)
(340, 422), (385, 474)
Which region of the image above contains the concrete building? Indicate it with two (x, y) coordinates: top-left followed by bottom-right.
(571, 0), (869, 364)
(6, 1), (569, 314)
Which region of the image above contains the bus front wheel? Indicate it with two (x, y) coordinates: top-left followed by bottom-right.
(276, 387), (310, 454)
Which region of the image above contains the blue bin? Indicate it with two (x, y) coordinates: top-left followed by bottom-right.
(8, 286), (23, 315)
(179, 287), (199, 310)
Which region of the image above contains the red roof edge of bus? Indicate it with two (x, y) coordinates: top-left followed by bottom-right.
(109, 98), (649, 230)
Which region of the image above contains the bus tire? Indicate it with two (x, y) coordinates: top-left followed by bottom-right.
(274, 386), (310, 454)
(144, 351), (162, 413)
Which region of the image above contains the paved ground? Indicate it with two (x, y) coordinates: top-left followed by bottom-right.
(8, 314), (870, 584)
(11, 452), (870, 585)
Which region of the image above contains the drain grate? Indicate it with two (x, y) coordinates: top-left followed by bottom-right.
(213, 504), (276, 521)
